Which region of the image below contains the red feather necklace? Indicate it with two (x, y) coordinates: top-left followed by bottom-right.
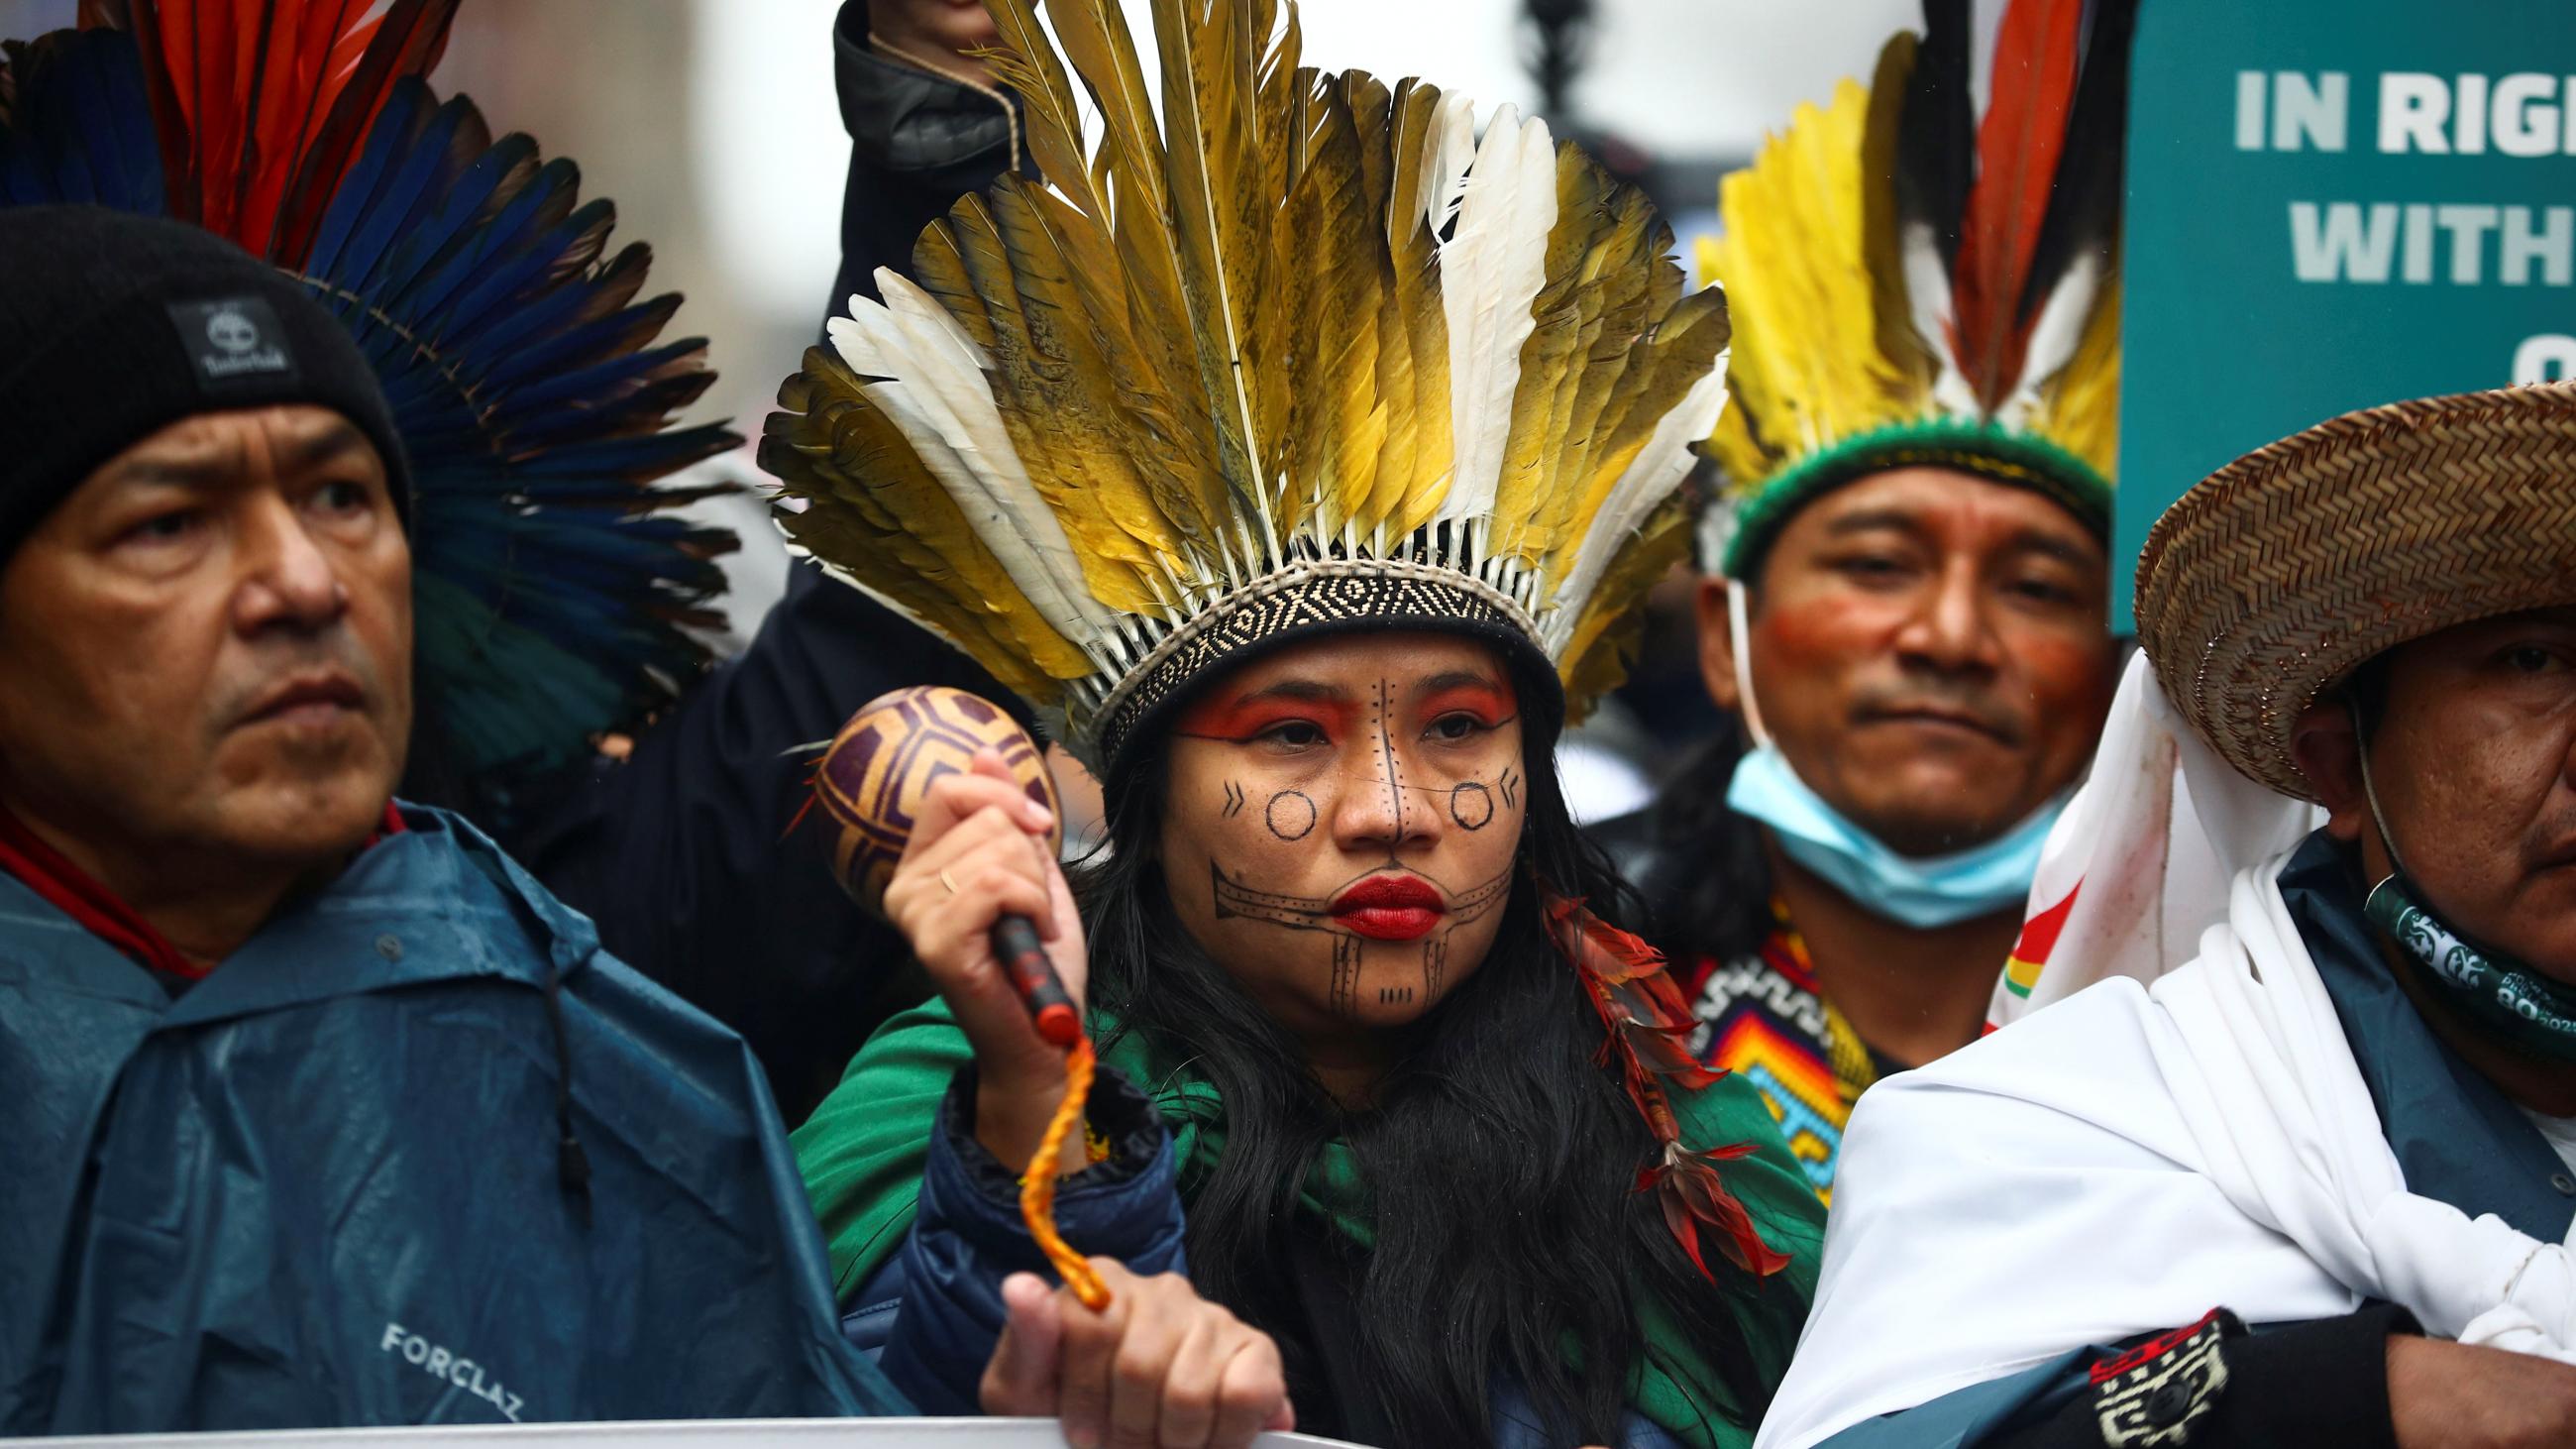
(1542, 882), (1793, 1282)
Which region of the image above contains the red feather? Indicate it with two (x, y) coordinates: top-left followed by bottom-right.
(1659, 1146), (1794, 1278)
(110, 0), (458, 260)
(1543, 881), (1790, 1283)
(271, 0), (460, 259)
(1949, 0), (2081, 407)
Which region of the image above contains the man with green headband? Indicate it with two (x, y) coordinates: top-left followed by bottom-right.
(1760, 382), (2576, 1448)
(1601, 0), (2129, 1200)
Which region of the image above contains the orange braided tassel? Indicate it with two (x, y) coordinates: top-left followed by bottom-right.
(1020, 1037), (1112, 1311)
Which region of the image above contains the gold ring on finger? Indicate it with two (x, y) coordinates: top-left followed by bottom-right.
(939, 867), (960, 896)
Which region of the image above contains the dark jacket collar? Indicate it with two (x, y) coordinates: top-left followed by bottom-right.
(833, 0), (1016, 185)
(2280, 831), (2576, 1239)
(0, 803), (598, 1031)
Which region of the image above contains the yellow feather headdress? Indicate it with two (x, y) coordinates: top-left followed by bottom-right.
(760, 0), (1728, 776)
(1700, 0), (2130, 581)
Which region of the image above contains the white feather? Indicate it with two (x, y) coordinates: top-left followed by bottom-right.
(1899, 218), (1980, 419)
(832, 270), (1116, 651)
(1434, 105), (1557, 527)
(1418, 90), (1477, 236)
(1546, 360), (1732, 650)
(1994, 251), (2101, 433)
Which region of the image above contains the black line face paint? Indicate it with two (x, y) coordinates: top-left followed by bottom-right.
(1264, 789), (1317, 840)
(1202, 859), (1511, 1023)
(1210, 861), (1511, 931)
(1331, 937), (1361, 1018)
(1162, 647), (1532, 1029)
(1373, 679), (1407, 835)
(1449, 781), (1494, 831)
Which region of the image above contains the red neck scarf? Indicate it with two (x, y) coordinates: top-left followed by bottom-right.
(0, 802), (404, 980)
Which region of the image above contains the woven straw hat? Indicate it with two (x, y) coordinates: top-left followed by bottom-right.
(2136, 382), (2576, 802)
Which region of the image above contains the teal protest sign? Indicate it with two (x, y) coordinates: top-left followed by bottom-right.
(2118, 0), (2576, 624)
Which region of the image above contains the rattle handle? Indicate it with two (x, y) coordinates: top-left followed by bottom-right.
(992, 914), (1082, 1048)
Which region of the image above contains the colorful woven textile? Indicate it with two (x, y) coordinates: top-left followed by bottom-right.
(1684, 905), (1883, 1202)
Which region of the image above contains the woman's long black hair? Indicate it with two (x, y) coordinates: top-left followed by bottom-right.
(1633, 713), (1776, 970)
(1074, 716), (1793, 1448)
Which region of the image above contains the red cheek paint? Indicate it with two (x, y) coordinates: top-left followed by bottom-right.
(2002, 630), (2115, 695)
(1173, 691), (1358, 742)
(1757, 593), (1890, 669)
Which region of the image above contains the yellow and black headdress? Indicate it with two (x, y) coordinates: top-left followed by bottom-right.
(1702, 0), (2132, 580)
(761, 0), (1728, 778)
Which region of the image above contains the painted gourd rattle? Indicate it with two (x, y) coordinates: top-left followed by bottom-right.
(813, 686), (1108, 1309)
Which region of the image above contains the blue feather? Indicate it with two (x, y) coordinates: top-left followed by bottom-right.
(449, 200), (621, 364)
(480, 295), (681, 392)
(0, 23), (737, 778)
(373, 133), (531, 325)
(0, 29), (162, 212)
(306, 79), (432, 279)
(434, 156), (578, 338)
(54, 30), (156, 212)
(330, 94), (469, 300)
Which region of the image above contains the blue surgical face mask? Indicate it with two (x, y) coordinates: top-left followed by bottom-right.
(1718, 581), (2057, 930)
(1725, 742), (2063, 929)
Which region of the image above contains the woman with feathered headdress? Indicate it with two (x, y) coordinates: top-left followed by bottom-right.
(776, 1), (1823, 1444)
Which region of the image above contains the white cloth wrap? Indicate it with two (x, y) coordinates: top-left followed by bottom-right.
(2154, 862), (2576, 1357)
(1756, 853), (2576, 1449)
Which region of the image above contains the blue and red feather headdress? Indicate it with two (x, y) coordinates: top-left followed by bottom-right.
(0, 0), (738, 781)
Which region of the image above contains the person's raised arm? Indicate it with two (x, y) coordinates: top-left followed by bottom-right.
(877, 752), (1295, 1446)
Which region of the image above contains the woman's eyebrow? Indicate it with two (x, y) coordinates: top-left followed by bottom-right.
(1414, 670), (1506, 698)
(1173, 679), (1359, 737)
(1239, 679), (1350, 704)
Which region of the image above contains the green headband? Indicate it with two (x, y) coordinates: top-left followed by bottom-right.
(1717, 418), (2113, 580)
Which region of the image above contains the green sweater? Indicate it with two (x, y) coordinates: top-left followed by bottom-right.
(793, 998), (1825, 1448)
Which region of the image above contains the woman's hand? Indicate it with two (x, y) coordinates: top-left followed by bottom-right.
(981, 1262), (1294, 1449)
(882, 750), (1089, 1167)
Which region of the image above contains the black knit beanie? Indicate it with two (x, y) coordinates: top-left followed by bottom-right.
(0, 206), (410, 563)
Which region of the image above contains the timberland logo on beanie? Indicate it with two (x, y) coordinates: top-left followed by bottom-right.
(165, 296), (298, 389)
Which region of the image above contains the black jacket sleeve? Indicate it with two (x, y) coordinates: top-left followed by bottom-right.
(499, 2), (1031, 1126)
(1990, 1303), (2414, 1449)
(502, 568), (1015, 1123)
(823, 0), (1018, 322)
(858, 1063), (1184, 1415)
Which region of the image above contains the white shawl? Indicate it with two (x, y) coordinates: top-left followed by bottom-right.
(1756, 658), (2576, 1449)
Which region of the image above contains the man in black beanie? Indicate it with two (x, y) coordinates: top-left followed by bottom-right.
(0, 205), (917, 1430)
(0, 208), (418, 953)
(0, 206), (1289, 1444)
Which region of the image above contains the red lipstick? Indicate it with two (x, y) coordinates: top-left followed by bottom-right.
(1330, 873), (1446, 942)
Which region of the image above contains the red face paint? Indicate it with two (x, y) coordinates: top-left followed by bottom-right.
(1415, 677), (1517, 731)
(1172, 686), (1359, 743)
